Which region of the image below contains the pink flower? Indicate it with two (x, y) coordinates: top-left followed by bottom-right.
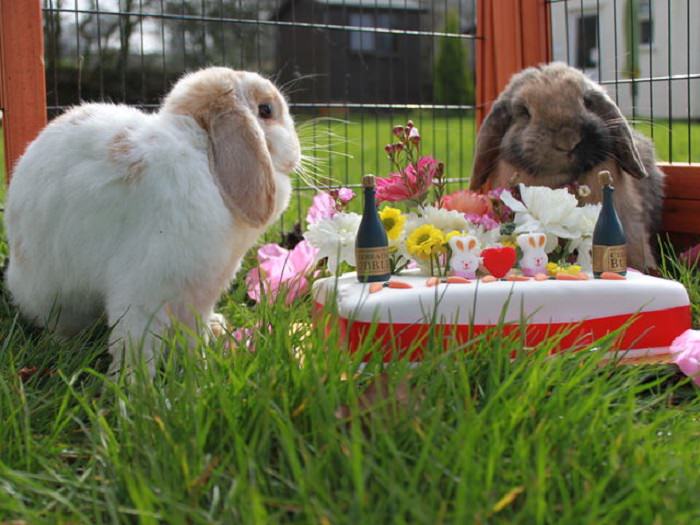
(376, 156), (437, 203)
(306, 192), (337, 225)
(335, 188), (355, 204)
(408, 126), (421, 143)
(306, 189), (355, 224)
(231, 322), (272, 353)
(670, 329), (700, 386)
(680, 244), (700, 268)
(442, 189), (493, 216)
(466, 213), (501, 231)
(246, 240), (318, 304)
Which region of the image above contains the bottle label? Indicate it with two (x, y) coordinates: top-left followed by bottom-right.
(592, 244), (627, 274)
(355, 247), (390, 276)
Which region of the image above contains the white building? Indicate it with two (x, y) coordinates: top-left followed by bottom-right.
(550, 0), (700, 119)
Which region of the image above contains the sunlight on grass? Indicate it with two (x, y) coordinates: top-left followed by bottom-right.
(1, 113), (700, 522)
(279, 113), (700, 236)
(1, 281), (699, 522)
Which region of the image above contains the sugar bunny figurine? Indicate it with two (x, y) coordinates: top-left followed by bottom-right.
(517, 233), (548, 276)
(449, 235), (482, 279)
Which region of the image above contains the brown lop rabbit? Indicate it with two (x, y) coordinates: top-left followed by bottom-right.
(469, 62), (665, 271)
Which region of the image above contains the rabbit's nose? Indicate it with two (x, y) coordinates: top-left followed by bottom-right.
(553, 127), (581, 153)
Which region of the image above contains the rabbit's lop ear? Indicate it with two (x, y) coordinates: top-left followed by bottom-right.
(589, 90), (647, 179)
(209, 105), (276, 227)
(450, 237), (465, 252)
(470, 99), (512, 191)
(516, 234), (529, 250)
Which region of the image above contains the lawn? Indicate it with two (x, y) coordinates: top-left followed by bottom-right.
(278, 113), (700, 232)
(1, 117), (700, 523)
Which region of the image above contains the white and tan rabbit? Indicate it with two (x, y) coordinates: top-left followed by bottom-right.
(470, 62), (664, 272)
(5, 67), (299, 375)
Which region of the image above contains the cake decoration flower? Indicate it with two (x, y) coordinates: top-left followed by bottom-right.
(305, 212), (362, 273)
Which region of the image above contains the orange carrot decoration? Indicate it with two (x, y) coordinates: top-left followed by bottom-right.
(387, 280), (413, 289)
(601, 272), (626, 280)
(446, 276), (471, 284)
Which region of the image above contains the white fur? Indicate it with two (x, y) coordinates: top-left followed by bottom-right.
(5, 68), (298, 376)
(448, 235), (482, 279)
(517, 233), (548, 277)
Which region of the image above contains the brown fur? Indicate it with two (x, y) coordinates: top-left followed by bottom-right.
(108, 130), (146, 184)
(162, 68), (277, 228)
(11, 238), (27, 266)
(470, 62), (664, 271)
(52, 106), (96, 127)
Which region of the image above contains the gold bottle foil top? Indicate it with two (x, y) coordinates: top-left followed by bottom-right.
(598, 170), (614, 187)
(362, 174), (376, 188)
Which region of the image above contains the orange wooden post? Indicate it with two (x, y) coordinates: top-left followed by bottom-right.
(476, 0), (551, 126)
(659, 164), (700, 248)
(0, 0), (47, 181)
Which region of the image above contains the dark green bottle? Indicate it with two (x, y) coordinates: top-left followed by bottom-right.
(355, 175), (391, 283)
(592, 170), (627, 277)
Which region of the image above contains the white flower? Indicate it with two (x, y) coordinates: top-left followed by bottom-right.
(467, 222), (502, 248)
(574, 204), (601, 237)
(305, 212), (361, 273)
(569, 204), (601, 271)
(501, 184), (583, 252)
(405, 205), (469, 234)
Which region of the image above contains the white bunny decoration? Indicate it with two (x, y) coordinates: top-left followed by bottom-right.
(517, 233), (548, 276)
(5, 67), (300, 376)
(448, 235), (482, 279)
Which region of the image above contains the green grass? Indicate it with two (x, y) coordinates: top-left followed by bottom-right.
(278, 113), (700, 232)
(0, 263), (699, 523)
(1, 116), (700, 523)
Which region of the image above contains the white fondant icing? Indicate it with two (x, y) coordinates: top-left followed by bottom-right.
(312, 269), (690, 325)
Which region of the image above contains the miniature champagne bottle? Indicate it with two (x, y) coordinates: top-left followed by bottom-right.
(355, 175), (391, 283)
(592, 170), (627, 277)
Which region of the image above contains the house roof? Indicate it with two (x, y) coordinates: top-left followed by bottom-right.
(275, 0), (423, 15)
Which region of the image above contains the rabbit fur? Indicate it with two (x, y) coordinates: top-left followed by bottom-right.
(5, 67), (299, 375)
(470, 62), (664, 272)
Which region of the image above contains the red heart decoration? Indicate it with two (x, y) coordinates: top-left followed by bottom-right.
(481, 246), (517, 278)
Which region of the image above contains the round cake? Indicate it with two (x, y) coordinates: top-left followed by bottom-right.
(312, 269), (692, 361)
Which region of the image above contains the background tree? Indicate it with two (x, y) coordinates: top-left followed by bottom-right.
(434, 11), (474, 106)
(623, 0), (640, 110)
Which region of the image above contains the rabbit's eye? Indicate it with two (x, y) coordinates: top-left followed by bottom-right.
(583, 93), (596, 109)
(513, 103), (530, 119)
(258, 104), (273, 119)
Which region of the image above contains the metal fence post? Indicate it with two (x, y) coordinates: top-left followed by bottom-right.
(476, 0), (551, 127)
(0, 0), (47, 181)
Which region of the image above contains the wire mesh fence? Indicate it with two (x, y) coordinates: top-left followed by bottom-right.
(549, 0), (699, 165)
(41, 0), (478, 234)
(39, 1), (698, 234)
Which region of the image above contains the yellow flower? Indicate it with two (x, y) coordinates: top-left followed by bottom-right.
(546, 262), (582, 276)
(379, 206), (406, 241)
(546, 262), (559, 276)
(445, 230), (462, 243)
(500, 239), (517, 249)
(406, 224), (446, 259)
